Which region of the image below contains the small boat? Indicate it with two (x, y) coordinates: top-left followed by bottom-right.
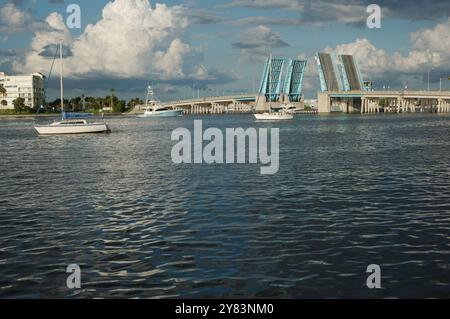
(255, 106), (294, 120)
(139, 85), (183, 118)
(34, 41), (110, 135)
(254, 54), (293, 121)
(254, 112), (293, 121)
(35, 119), (110, 135)
(139, 107), (183, 118)
(282, 104), (298, 114)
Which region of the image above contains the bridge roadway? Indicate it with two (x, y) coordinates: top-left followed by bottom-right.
(318, 90), (450, 114)
(130, 95), (257, 115)
(131, 90), (450, 115)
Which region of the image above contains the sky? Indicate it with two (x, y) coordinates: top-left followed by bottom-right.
(1, 0), (450, 101)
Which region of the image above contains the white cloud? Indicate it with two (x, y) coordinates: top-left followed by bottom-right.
(410, 18), (450, 62)
(327, 18), (450, 80)
(297, 18), (450, 94)
(232, 25), (289, 62)
(14, 0), (206, 81)
(0, 3), (49, 32)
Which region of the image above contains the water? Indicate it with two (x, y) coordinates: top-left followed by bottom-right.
(0, 114), (449, 299)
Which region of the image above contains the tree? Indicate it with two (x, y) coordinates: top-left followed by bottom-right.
(84, 97), (100, 110)
(81, 94), (85, 111)
(113, 100), (126, 113)
(127, 98), (144, 109)
(0, 84), (6, 97)
(69, 96), (82, 111)
(49, 98), (68, 111)
(13, 97), (28, 113)
(1, 100), (7, 107)
(109, 89), (115, 110)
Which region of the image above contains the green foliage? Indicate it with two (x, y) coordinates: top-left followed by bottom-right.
(69, 96), (83, 111)
(127, 98), (143, 109)
(47, 94), (141, 113)
(48, 98), (68, 111)
(13, 97), (30, 113)
(113, 100), (126, 113)
(304, 105), (312, 111)
(0, 109), (16, 115)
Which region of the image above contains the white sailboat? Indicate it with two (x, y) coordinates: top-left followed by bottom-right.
(34, 41), (110, 135)
(254, 54), (293, 121)
(139, 85), (183, 118)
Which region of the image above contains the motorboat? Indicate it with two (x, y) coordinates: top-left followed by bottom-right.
(139, 107), (183, 118)
(139, 85), (183, 118)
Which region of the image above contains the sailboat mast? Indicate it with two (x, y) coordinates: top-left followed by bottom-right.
(269, 53), (272, 112)
(60, 40), (64, 119)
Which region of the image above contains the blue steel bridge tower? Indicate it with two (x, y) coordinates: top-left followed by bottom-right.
(284, 59), (307, 102)
(259, 56), (286, 102)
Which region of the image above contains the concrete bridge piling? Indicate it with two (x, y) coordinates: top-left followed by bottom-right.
(318, 91), (450, 114)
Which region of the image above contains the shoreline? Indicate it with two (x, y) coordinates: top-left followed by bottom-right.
(0, 113), (129, 119)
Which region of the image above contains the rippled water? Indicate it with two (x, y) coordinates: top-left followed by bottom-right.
(0, 114), (449, 299)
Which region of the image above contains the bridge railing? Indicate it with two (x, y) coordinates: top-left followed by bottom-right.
(327, 90), (450, 95)
(162, 95), (257, 106)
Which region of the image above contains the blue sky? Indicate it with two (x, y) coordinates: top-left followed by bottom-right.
(1, 0), (450, 101)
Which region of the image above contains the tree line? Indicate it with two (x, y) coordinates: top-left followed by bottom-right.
(46, 95), (143, 113)
(0, 85), (144, 114)
(0, 84), (7, 108)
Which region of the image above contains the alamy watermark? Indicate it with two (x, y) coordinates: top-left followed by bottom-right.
(171, 120), (280, 175)
(367, 4), (382, 29)
(366, 264), (382, 289)
(66, 264), (81, 289)
(66, 4), (81, 29)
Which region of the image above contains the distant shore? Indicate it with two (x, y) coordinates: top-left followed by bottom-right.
(0, 113), (129, 119)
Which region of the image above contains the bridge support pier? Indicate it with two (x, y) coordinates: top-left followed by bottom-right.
(437, 99), (449, 113)
(361, 98), (366, 114)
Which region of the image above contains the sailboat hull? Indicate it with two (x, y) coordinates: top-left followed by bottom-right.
(254, 113), (294, 121)
(34, 123), (110, 135)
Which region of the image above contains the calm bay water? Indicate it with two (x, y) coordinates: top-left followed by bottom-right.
(0, 114), (449, 299)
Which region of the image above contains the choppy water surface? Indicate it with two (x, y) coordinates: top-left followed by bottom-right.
(0, 114), (449, 299)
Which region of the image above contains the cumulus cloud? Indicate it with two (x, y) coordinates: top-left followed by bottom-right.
(293, 18), (450, 94)
(232, 25), (289, 60)
(0, 49), (17, 72)
(333, 19), (450, 75)
(14, 0), (207, 82)
(319, 18), (450, 88)
(0, 2), (50, 32)
(411, 19), (450, 58)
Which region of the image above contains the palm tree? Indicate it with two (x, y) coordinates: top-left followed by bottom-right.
(81, 94), (85, 111)
(0, 84), (6, 97)
(110, 88), (115, 109)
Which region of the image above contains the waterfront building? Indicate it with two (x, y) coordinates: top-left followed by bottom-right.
(0, 72), (46, 110)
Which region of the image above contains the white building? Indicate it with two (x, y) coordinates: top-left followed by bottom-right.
(0, 72), (46, 110)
